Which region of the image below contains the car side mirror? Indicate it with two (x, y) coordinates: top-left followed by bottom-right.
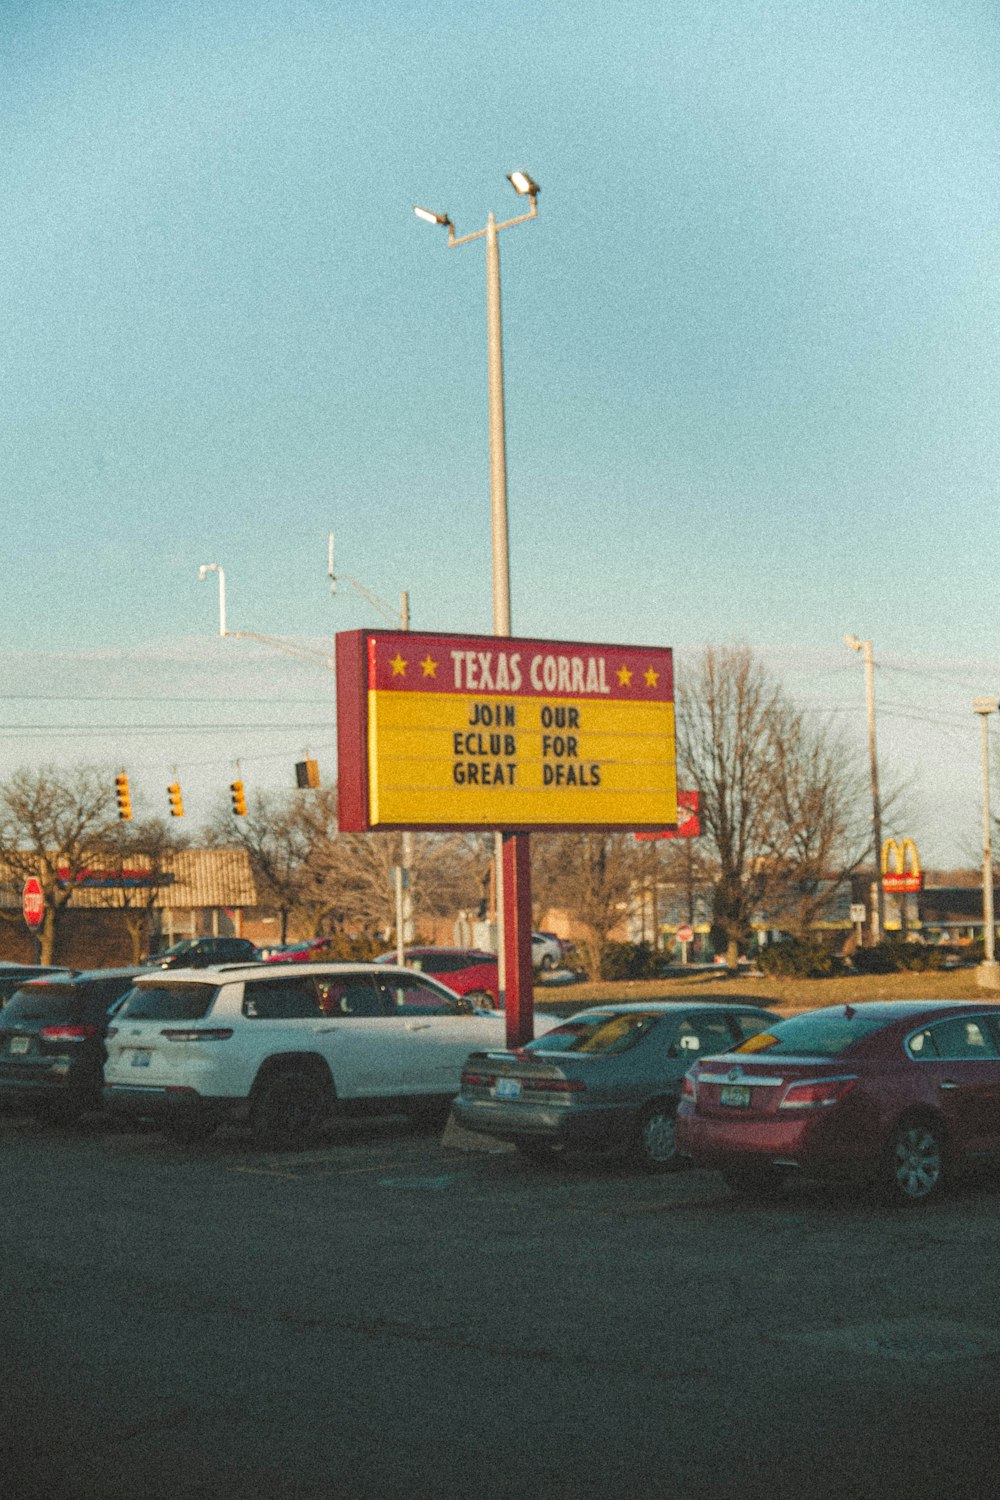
(453, 997), (473, 1015)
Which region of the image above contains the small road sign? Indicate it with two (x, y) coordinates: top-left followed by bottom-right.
(676, 924), (694, 943)
(22, 877), (44, 930)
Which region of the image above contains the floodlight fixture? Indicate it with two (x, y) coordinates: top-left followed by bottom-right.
(413, 205), (451, 227)
(507, 171), (540, 197)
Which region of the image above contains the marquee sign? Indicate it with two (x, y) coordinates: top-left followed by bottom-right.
(336, 630), (678, 833)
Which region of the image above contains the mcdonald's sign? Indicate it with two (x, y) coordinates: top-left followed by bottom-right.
(881, 838), (923, 894)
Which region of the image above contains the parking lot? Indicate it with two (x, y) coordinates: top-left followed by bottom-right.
(3, 1109), (1000, 1499)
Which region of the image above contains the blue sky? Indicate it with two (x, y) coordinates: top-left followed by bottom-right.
(1, 0), (998, 865)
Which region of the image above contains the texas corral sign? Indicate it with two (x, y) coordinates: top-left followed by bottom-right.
(336, 630), (678, 833)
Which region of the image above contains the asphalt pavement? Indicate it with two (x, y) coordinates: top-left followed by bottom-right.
(2, 1110), (1000, 1499)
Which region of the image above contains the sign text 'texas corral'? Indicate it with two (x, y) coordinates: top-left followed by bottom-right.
(335, 631), (678, 832)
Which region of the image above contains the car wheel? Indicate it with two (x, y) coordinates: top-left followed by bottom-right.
(636, 1102), (683, 1171)
(163, 1113), (218, 1146)
(883, 1118), (945, 1205)
(465, 990), (496, 1012)
(540, 954), (556, 972)
(251, 1071), (329, 1148)
(722, 1165), (789, 1199)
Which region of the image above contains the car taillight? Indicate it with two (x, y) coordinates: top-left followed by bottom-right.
(39, 1024), (99, 1042)
(521, 1077), (586, 1093)
(461, 1070), (496, 1088)
(160, 1028), (234, 1042)
(780, 1076), (857, 1109)
(681, 1070), (697, 1101)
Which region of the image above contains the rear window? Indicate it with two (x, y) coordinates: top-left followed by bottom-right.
(2, 984), (79, 1024)
(0, 972), (72, 1006)
(117, 983), (218, 1021)
(733, 1007), (891, 1059)
(525, 1011), (661, 1056)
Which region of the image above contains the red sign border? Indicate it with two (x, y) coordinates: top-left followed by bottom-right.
(22, 877), (44, 930)
(335, 628), (678, 834)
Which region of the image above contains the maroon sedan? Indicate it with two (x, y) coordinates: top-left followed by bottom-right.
(676, 1000), (1000, 1205)
(375, 948), (499, 1009)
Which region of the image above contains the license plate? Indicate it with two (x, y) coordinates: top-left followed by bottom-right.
(720, 1084), (751, 1108)
(10, 1036), (29, 1055)
(129, 1050), (152, 1068)
(494, 1077), (522, 1100)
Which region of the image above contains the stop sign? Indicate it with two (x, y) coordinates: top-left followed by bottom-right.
(22, 877), (44, 930)
(676, 924), (694, 943)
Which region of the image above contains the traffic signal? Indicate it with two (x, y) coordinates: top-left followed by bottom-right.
(295, 759), (320, 789)
(115, 772), (132, 821)
(230, 779), (247, 817)
(167, 782), (184, 818)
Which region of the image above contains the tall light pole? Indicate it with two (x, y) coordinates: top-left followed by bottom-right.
(844, 634), (884, 943)
(199, 563), (227, 637)
(973, 697), (1000, 988)
(415, 171), (540, 1041)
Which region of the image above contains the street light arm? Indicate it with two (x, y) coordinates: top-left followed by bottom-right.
(446, 195), (539, 248)
(333, 572), (408, 628)
(227, 630), (335, 668)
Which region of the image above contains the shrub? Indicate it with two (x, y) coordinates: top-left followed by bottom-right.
(600, 941), (661, 981)
(310, 931), (383, 962)
(757, 938), (841, 979)
(848, 940), (953, 974)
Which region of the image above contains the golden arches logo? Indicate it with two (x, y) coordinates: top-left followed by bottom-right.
(881, 838), (922, 892)
(881, 838), (920, 877)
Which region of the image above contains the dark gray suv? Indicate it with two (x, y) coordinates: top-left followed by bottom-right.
(141, 937), (260, 970)
(0, 968), (145, 1121)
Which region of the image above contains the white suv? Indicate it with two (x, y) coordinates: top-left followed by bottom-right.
(103, 962), (561, 1146)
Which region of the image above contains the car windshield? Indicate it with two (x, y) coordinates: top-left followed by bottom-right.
(524, 1011), (660, 1056)
(733, 1007), (892, 1058)
(117, 983), (218, 1021)
(159, 940), (198, 958)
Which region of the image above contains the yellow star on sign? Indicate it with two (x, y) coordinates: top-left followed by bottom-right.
(421, 655), (438, 678)
(644, 667), (659, 687)
(390, 654), (407, 677)
(617, 664), (633, 686)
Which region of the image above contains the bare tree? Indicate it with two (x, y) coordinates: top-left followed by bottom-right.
(532, 832), (645, 979)
(677, 644), (873, 964)
(0, 766), (116, 964)
(209, 787), (340, 943)
(90, 817), (190, 962)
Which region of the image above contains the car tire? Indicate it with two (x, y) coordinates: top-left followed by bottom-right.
(635, 1101), (683, 1172)
(540, 954), (556, 972)
(722, 1165), (789, 1199)
(163, 1113), (218, 1146)
(465, 990), (496, 1012)
(882, 1117), (945, 1205)
(251, 1070), (329, 1149)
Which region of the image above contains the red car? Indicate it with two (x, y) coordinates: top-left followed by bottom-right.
(375, 948), (499, 1009)
(676, 1000), (1000, 1205)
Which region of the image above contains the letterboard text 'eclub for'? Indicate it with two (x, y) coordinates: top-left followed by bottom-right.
(452, 698), (601, 789)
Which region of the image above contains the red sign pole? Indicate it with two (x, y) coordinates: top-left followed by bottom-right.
(502, 831), (534, 1048)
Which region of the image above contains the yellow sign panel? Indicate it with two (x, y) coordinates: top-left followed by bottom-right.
(336, 630), (678, 832)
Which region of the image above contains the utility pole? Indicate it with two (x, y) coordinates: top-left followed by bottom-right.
(844, 634), (884, 943)
(973, 697), (1000, 989)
